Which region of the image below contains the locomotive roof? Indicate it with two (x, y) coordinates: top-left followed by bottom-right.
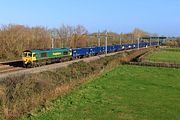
(23, 48), (70, 53)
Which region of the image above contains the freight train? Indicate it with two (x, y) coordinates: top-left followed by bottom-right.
(22, 42), (159, 67)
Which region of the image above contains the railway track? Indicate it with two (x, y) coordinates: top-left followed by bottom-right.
(0, 53), (115, 80)
(0, 62), (25, 75)
(0, 47), (155, 80)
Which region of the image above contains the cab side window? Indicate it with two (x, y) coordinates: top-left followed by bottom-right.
(33, 54), (36, 57)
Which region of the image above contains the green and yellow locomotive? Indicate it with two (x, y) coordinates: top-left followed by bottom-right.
(22, 48), (72, 67)
(22, 41), (160, 68)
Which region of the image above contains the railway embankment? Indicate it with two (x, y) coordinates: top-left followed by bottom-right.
(0, 47), (154, 120)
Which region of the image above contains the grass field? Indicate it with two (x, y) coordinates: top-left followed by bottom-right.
(146, 49), (180, 62)
(21, 65), (180, 120)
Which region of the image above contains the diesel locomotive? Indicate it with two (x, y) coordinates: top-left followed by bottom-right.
(22, 42), (159, 67)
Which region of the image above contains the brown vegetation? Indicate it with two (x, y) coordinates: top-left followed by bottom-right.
(0, 48), (151, 120)
(164, 38), (180, 47)
(0, 24), (89, 61)
(119, 48), (153, 63)
(0, 25), (51, 61)
(0, 24), (151, 61)
(0, 53), (120, 119)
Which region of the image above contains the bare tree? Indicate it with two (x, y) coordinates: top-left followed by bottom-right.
(132, 28), (149, 37)
(0, 24), (51, 60)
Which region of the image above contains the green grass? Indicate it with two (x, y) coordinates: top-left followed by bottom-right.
(146, 50), (180, 62)
(22, 65), (180, 120)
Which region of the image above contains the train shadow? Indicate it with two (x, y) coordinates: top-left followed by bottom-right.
(2, 61), (24, 67)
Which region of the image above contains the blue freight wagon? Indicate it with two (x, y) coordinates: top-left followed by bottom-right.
(113, 44), (121, 51)
(72, 48), (90, 58)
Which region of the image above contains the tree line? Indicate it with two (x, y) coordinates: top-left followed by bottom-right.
(0, 24), (155, 61)
(164, 38), (180, 47)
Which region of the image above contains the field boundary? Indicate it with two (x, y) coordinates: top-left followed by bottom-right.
(161, 47), (180, 52)
(135, 47), (180, 68)
(126, 62), (180, 68)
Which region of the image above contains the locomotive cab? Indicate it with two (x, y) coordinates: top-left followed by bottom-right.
(22, 50), (36, 67)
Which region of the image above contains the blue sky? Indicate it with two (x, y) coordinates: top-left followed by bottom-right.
(0, 0), (180, 36)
